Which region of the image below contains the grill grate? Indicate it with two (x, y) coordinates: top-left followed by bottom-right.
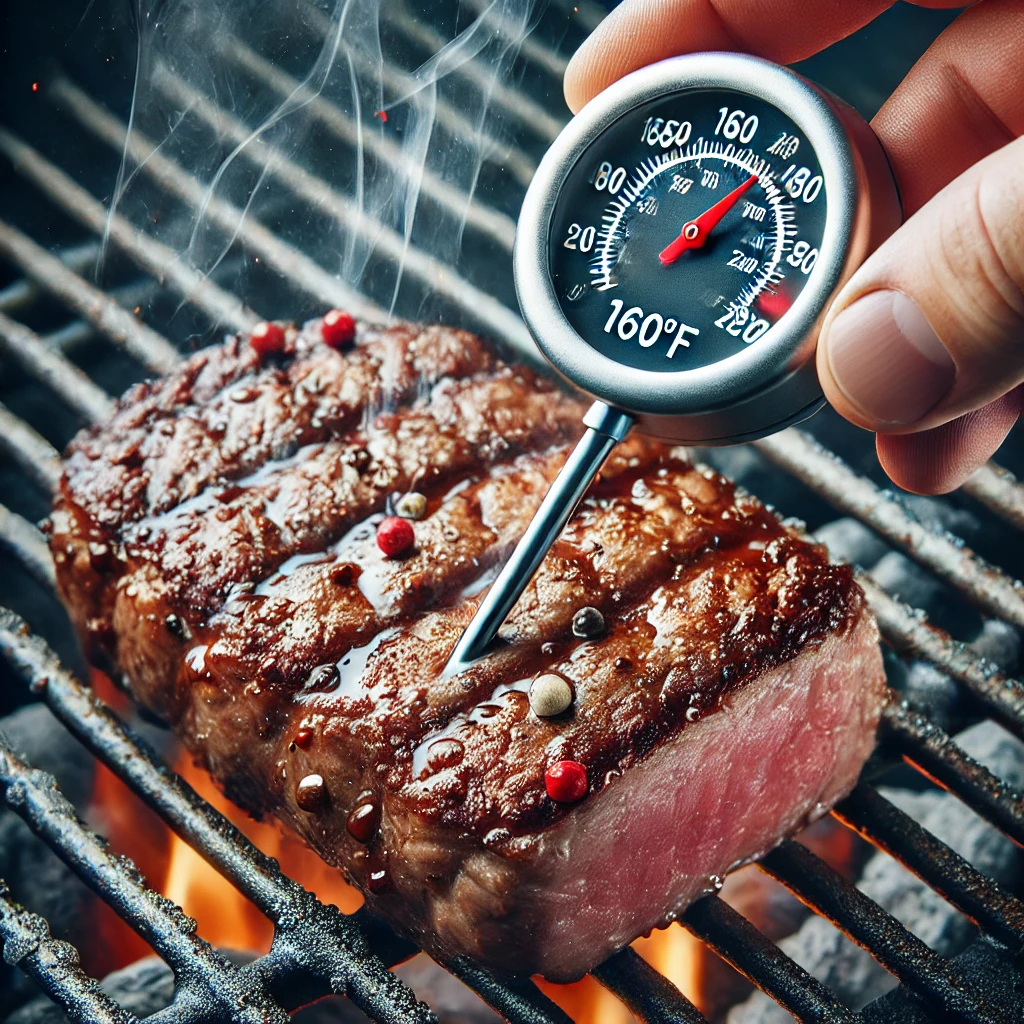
(2, 2), (1024, 1022)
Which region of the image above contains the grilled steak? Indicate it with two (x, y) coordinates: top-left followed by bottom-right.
(50, 316), (887, 981)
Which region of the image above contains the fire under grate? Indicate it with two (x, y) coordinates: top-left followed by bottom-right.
(2, 2), (1024, 1021)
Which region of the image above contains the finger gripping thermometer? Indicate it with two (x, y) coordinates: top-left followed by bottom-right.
(445, 52), (899, 675)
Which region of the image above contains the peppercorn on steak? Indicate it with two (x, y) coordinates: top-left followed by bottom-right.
(50, 314), (887, 980)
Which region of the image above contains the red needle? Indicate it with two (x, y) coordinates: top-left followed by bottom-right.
(659, 173), (759, 266)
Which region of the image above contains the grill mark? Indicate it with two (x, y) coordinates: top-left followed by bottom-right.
(63, 321), (494, 533)
(197, 446), (576, 692)
(118, 368), (585, 622)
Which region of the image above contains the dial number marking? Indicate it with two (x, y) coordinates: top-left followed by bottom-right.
(786, 239), (819, 274)
(593, 162), (628, 194)
(714, 302), (771, 343)
(714, 107), (759, 144)
(779, 164), (823, 203)
(564, 223), (596, 252)
(641, 117), (693, 149)
(604, 298), (700, 358)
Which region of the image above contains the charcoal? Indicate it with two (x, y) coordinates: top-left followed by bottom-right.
(869, 552), (946, 618)
(699, 447), (787, 508)
(813, 518), (890, 570)
(5, 958), (173, 1024)
(728, 720), (1024, 1022)
(899, 660), (964, 731)
(0, 705), (96, 1015)
(901, 494), (982, 546)
(3, 952), (497, 1023)
(969, 618), (1020, 673)
(0, 704), (93, 808)
(392, 955), (501, 1024)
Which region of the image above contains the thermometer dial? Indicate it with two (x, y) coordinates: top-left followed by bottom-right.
(516, 53), (900, 444)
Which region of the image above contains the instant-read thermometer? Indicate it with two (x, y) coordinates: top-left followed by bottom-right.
(446, 52), (900, 674)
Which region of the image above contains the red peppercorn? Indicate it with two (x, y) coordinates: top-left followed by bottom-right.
(321, 309), (357, 349)
(250, 321), (285, 355)
(545, 760), (587, 803)
(376, 515), (414, 558)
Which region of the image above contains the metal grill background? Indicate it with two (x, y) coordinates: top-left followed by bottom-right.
(2, 1), (1024, 1021)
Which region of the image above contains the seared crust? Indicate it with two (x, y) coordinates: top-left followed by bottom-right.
(50, 316), (879, 977)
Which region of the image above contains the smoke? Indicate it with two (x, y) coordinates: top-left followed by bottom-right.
(104, 0), (547, 327)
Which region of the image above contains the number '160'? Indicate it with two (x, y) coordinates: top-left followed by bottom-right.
(604, 299), (699, 359)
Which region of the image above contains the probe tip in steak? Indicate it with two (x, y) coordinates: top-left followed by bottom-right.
(50, 314), (887, 980)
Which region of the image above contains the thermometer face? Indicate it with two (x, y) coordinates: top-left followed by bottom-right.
(549, 88), (828, 373)
(515, 53), (898, 444)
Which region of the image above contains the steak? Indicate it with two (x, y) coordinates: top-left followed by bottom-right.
(49, 315), (887, 981)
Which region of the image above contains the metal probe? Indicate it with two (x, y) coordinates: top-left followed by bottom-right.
(444, 401), (633, 675)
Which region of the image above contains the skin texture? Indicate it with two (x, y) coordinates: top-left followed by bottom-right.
(565, 0), (1024, 494)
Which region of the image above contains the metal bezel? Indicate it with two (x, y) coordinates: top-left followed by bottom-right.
(514, 52), (858, 430)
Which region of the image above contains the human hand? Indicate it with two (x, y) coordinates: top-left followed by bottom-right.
(564, 0), (1024, 494)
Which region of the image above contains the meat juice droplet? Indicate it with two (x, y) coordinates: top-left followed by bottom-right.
(483, 827), (511, 849)
(572, 606), (606, 639)
(184, 645), (209, 679)
(346, 802), (379, 843)
(305, 663), (341, 693)
(296, 773), (327, 811)
(425, 738), (465, 772)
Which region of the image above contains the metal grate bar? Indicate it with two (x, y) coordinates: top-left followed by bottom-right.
(590, 947), (709, 1024)
(0, 609), (561, 1024)
(0, 505), (55, 589)
(444, 956), (575, 1024)
(0, 309), (113, 423)
(40, 276), (169, 355)
(962, 462), (1024, 533)
(833, 783), (1024, 951)
(859, 575), (1024, 741)
(220, 37), (520, 250)
(0, 884), (134, 1024)
(0, 219), (181, 374)
(150, 65), (534, 358)
(0, 128), (260, 335)
(756, 429), (1024, 630)
(296, 6), (541, 191)
(758, 840), (1012, 1024)
(0, 401), (62, 493)
(681, 896), (860, 1024)
(0, 243), (98, 315)
(460, 0), (570, 77)
(881, 701), (1024, 849)
(0, 737), (292, 1024)
(384, 3), (567, 142)
(48, 77), (386, 322)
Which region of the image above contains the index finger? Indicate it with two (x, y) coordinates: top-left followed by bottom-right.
(563, 0), (967, 113)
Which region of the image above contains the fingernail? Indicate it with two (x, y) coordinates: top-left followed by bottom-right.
(825, 291), (955, 426)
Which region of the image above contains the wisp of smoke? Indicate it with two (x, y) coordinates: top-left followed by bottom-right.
(104, 0), (545, 329)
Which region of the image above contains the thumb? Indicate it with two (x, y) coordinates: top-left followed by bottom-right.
(817, 134), (1024, 476)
